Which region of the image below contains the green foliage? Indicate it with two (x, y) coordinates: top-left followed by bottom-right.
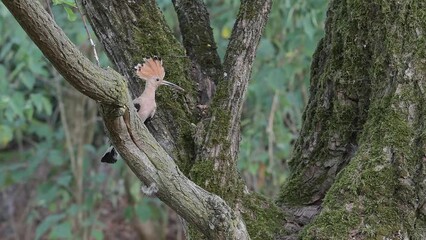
(217, 0), (328, 194)
(52, 0), (77, 22)
(159, 0), (328, 195)
(35, 213), (67, 240)
(0, 7), (52, 150)
(1, 0), (328, 238)
(0, 2), (165, 239)
(52, 0), (77, 21)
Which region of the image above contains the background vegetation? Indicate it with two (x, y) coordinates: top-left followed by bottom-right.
(0, 0), (327, 239)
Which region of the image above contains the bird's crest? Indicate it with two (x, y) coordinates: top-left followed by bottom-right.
(134, 56), (165, 81)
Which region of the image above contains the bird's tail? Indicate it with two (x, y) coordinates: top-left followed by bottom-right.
(101, 145), (119, 164)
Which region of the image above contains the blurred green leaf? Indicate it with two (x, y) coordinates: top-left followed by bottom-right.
(35, 213), (66, 240)
(30, 93), (44, 113)
(0, 125), (13, 146)
(248, 163), (259, 175)
(67, 204), (79, 216)
(221, 26), (231, 39)
(64, 6), (77, 21)
(91, 229), (104, 240)
(136, 203), (152, 222)
(28, 121), (53, 139)
(41, 96), (53, 115)
(257, 39), (275, 59)
(20, 72), (36, 90)
(124, 206), (134, 219)
(23, 102), (34, 121)
(9, 62), (25, 80)
(303, 16), (315, 40)
(47, 150), (65, 166)
(57, 173), (72, 187)
(37, 184), (60, 205)
(130, 181), (141, 201)
(0, 41), (13, 60)
(49, 221), (72, 239)
(9, 92), (25, 119)
(52, 0), (76, 7)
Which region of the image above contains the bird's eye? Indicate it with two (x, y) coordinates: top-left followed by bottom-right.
(156, 78), (160, 81)
(134, 103), (141, 112)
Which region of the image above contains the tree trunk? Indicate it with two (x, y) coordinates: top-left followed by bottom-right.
(279, 0), (426, 239)
(81, 0), (281, 238)
(2, 0), (278, 238)
(3, 0), (425, 238)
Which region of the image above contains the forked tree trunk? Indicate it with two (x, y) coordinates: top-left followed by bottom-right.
(3, 0), (426, 238)
(82, 0), (281, 238)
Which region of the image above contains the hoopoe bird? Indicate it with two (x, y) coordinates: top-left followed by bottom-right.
(101, 56), (184, 164)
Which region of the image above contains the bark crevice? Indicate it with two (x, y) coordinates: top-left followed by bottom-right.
(172, 0), (221, 106)
(2, 0), (253, 238)
(279, 0), (426, 239)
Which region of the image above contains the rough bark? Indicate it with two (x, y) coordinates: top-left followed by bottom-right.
(0, 0), (127, 107)
(172, 0), (222, 105)
(101, 107), (250, 239)
(193, 0), (273, 198)
(82, 0), (281, 239)
(2, 0), (252, 238)
(279, 0), (426, 239)
(9, 0), (422, 238)
(82, 0), (196, 171)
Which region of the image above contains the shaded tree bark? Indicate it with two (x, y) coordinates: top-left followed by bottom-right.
(172, 0), (221, 105)
(2, 0), (275, 239)
(4, 0), (425, 239)
(279, 0), (426, 239)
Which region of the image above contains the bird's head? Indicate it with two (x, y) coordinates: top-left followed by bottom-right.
(134, 56), (184, 91)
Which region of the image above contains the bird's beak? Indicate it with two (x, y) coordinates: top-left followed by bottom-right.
(162, 80), (185, 92)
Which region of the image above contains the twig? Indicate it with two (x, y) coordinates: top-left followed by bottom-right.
(4, 191), (19, 240)
(54, 77), (77, 182)
(283, 111), (299, 136)
(74, 0), (100, 66)
(45, 0), (54, 19)
(267, 91), (279, 170)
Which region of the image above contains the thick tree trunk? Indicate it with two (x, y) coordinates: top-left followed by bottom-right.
(82, 0), (281, 239)
(81, 0), (196, 171)
(279, 0), (426, 239)
(2, 0), (279, 238)
(5, 0), (424, 238)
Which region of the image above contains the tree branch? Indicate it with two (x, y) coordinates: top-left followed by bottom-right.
(188, 5), (277, 235)
(2, 0), (127, 108)
(102, 104), (250, 239)
(82, 0), (196, 170)
(173, 0), (222, 104)
(2, 0), (251, 238)
(221, 0), (273, 161)
(197, 0), (273, 177)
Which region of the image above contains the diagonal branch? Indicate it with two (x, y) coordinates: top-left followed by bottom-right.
(190, 1), (274, 223)
(102, 104), (250, 239)
(2, 0), (250, 238)
(2, 0), (127, 107)
(222, 0), (273, 126)
(173, 0), (222, 104)
(82, 0), (196, 170)
(200, 0), (273, 167)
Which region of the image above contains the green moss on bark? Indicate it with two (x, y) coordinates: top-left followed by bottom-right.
(242, 193), (284, 239)
(280, 0), (426, 238)
(129, 2), (197, 172)
(301, 99), (416, 238)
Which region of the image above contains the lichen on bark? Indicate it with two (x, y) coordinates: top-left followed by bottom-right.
(279, 0), (426, 238)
